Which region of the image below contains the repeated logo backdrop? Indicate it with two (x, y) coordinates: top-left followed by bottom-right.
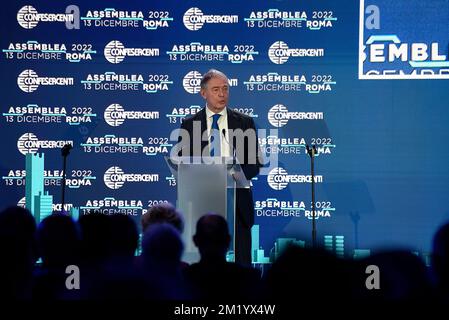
(1, 0), (449, 257)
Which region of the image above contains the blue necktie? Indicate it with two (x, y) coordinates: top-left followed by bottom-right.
(210, 114), (221, 157)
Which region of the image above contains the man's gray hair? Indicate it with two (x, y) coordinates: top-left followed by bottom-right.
(200, 69), (228, 89)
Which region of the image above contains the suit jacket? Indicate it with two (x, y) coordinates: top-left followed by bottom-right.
(178, 107), (262, 227)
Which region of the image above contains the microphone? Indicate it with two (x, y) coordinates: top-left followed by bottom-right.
(61, 143), (73, 215)
(221, 128), (226, 141)
(61, 143), (73, 157)
(306, 144), (318, 157)
(222, 129), (236, 160)
(222, 129), (246, 187)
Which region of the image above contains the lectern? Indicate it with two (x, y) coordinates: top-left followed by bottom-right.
(165, 156), (250, 263)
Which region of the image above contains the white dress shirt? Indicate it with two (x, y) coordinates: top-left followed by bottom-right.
(205, 106), (230, 157)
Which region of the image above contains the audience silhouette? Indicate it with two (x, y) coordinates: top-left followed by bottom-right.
(0, 204), (446, 305)
(184, 213), (261, 301)
(0, 206), (36, 299)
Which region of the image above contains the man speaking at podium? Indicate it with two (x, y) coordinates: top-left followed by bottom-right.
(178, 69), (262, 266)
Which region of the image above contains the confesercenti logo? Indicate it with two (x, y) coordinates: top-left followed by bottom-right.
(104, 40), (125, 63)
(268, 41), (290, 65)
(17, 5), (75, 29)
(17, 6), (39, 29)
(17, 133), (39, 154)
(103, 40), (159, 63)
(104, 166), (125, 189)
(267, 167), (289, 190)
(17, 69), (39, 93)
(183, 7), (238, 31)
(17, 133), (73, 155)
(183, 7), (204, 31)
(103, 166), (159, 189)
(268, 41), (324, 64)
(182, 71), (203, 94)
(268, 104), (324, 127)
(182, 71), (238, 94)
(268, 104), (289, 128)
(103, 103), (159, 127)
(17, 69), (74, 93)
(267, 167), (323, 190)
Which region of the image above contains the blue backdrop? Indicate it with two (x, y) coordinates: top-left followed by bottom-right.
(1, 0), (449, 261)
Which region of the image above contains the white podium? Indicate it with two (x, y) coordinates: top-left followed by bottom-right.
(165, 156), (250, 263)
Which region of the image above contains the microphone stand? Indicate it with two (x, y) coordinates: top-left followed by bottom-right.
(61, 143), (73, 214)
(222, 128), (237, 262)
(349, 211), (360, 249)
(306, 144), (318, 248)
(222, 129), (237, 167)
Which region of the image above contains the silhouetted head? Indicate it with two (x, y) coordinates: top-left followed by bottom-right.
(0, 206), (36, 260)
(141, 203), (184, 233)
(0, 206), (36, 240)
(142, 223), (184, 269)
(263, 245), (356, 301)
(193, 213), (230, 261)
(36, 213), (80, 268)
(78, 211), (112, 264)
(108, 214), (138, 258)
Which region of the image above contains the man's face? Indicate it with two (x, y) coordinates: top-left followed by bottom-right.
(201, 76), (229, 113)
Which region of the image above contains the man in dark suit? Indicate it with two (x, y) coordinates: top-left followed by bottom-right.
(178, 69), (262, 266)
